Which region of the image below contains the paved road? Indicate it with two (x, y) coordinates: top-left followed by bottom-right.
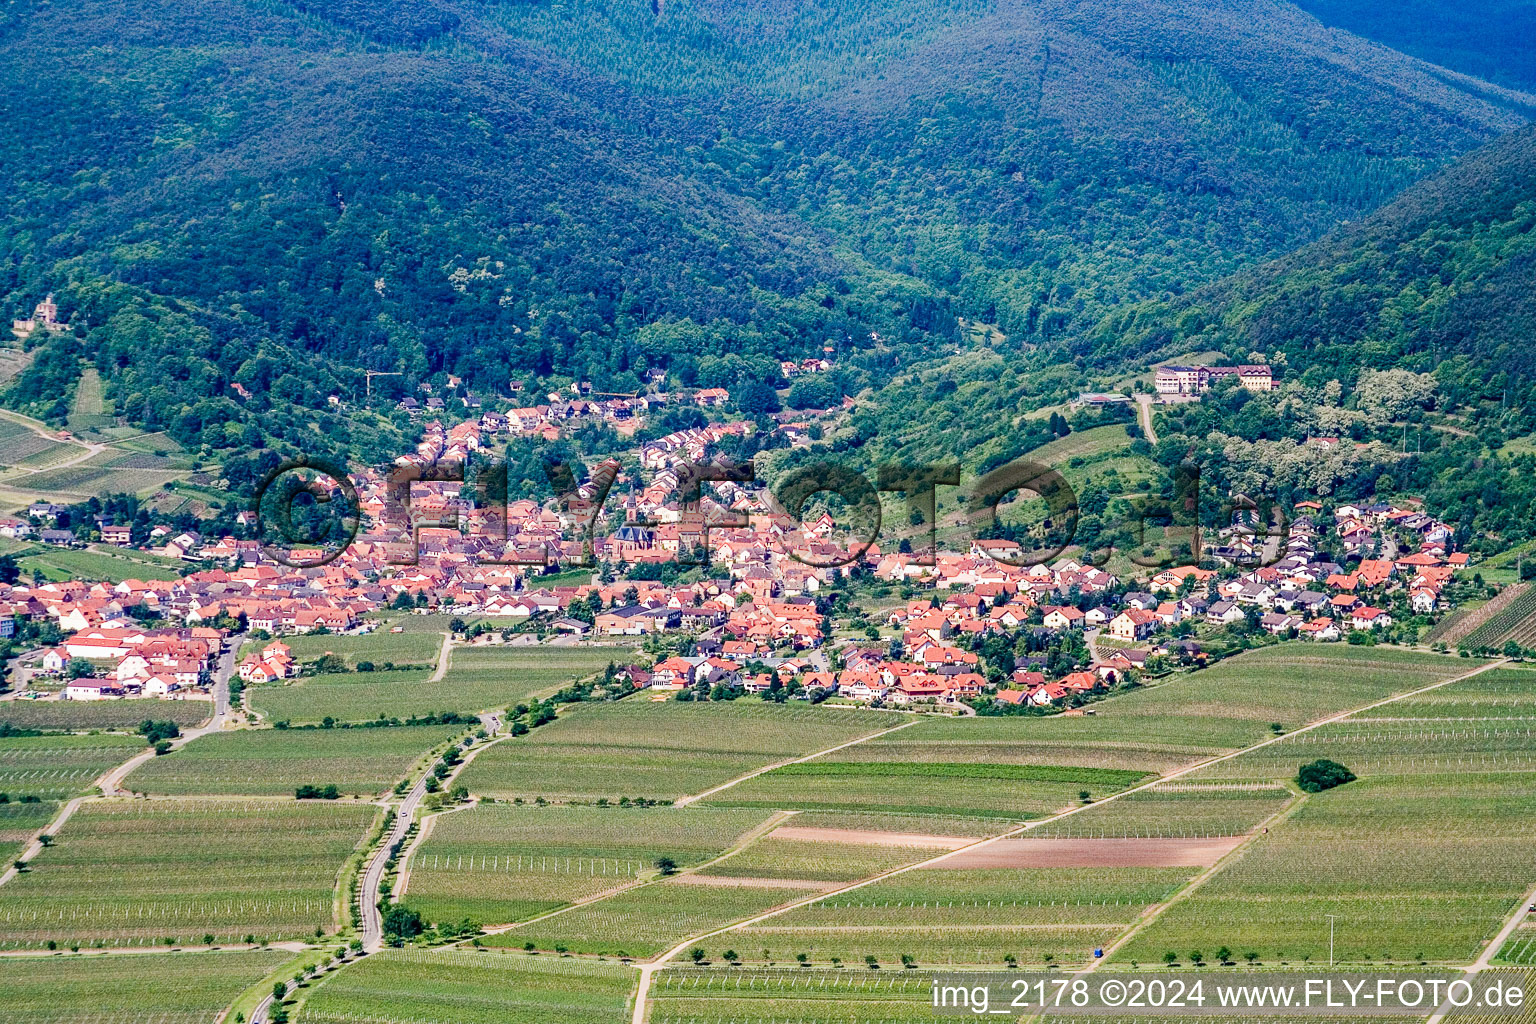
(360, 764), (434, 951)
(211, 637), (237, 719)
(338, 632), (455, 947)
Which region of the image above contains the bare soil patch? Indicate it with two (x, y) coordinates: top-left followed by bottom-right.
(927, 835), (1245, 869)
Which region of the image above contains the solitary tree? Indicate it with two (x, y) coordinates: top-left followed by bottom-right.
(655, 855), (678, 876)
(1215, 946), (1232, 965)
(690, 947), (706, 964)
(1163, 950), (1178, 965)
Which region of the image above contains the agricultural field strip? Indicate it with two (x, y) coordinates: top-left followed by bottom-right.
(440, 713), (939, 936)
(674, 719), (920, 807)
(626, 654), (1508, 1024)
(122, 724), (464, 797)
(1426, 881), (1536, 1024)
(248, 639), (628, 724)
(0, 740), (161, 890)
(462, 810), (801, 936)
(0, 948), (293, 1022)
(291, 947), (635, 1024)
(1080, 784), (1307, 971)
(1465, 586), (1536, 648)
(0, 799), (379, 948)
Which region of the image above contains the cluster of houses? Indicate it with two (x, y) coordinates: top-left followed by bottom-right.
(236, 640), (296, 684)
(0, 387), (1475, 715)
(394, 385), (734, 439)
(28, 624), (223, 701)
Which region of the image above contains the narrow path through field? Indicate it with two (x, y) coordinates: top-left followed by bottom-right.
(627, 655), (1509, 1024)
(672, 716), (918, 807)
(1135, 393), (1159, 445)
(427, 632), (451, 682)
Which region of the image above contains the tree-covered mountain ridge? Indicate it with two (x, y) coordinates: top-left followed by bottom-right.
(0, 0), (1531, 474)
(1083, 122), (1536, 391)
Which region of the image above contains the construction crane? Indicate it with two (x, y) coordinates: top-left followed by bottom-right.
(364, 371), (402, 397)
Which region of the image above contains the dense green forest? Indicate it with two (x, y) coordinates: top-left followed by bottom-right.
(2, 0), (1532, 479)
(1294, 0), (1536, 92)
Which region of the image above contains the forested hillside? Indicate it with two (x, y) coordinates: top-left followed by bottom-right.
(1069, 125), (1536, 552)
(1294, 0), (1536, 91)
(1, 0), (1530, 475)
(1085, 126), (1536, 405)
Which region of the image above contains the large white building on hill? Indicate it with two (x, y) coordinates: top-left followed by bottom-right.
(1155, 364), (1277, 395)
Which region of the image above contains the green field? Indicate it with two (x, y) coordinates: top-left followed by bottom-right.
(697, 644), (1457, 820)
(650, 967), (941, 1023)
(248, 646), (619, 724)
(241, 630), (445, 667)
(703, 766), (1100, 820)
(0, 798), (377, 947)
(0, 416), (80, 470)
(0, 734), (143, 800)
(457, 701), (897, 803)
(65, 367), (113, 434)
(0, 948), (290, 1023)
(732, 867), (1193, 966)
(486, 878), (824, 958)
(1114, 773), (1536, 965)
(854, 646), (1474, 777)
(785, 810), (1011, 838)
(700, 835), (936, 883)
(122, 725), (460, 797)
(5, 542), (183, 583)
(1025, 424), (1136, 468)
(0, 697), (211, 732)
(14, 449), (189, 500)
(1106, 662), (1536, 965)
(295, 948), (636, 1024)
(1498, 926), (1536, 965)
(404, 805), (774, 925)
(0, 799), (56, 863)
(1190, 663), (1536, 782)
(1026, 783), (1294, 838)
